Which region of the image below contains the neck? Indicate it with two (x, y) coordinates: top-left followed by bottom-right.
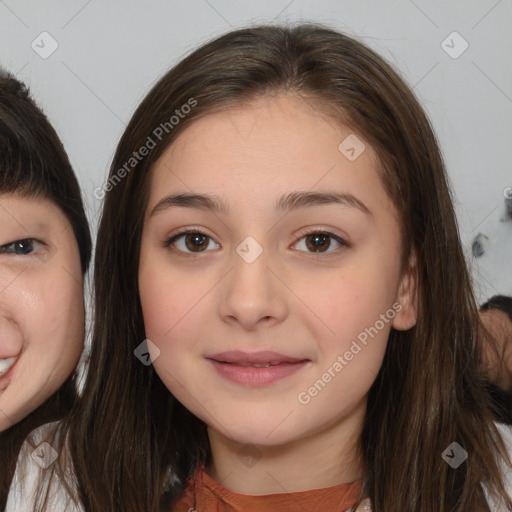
(205, 400), (365, 495)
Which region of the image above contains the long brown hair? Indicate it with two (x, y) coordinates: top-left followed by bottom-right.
(0, 70), (92, 510)
(48, 23), (510, 511)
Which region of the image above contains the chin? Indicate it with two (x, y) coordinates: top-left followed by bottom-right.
(218, 415), (302, 448)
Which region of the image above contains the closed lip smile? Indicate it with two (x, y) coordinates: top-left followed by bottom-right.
(206, 350), (310, 386)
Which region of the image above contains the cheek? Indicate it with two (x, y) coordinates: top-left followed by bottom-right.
(43, 270), (84, 333)
(15, 266), (85, 384)
(139, 256), (211, 343)
(0, 273), (84, 429)
(139, 260), (219, 398)
(140, 282), (201, 402)
(303, 266), (399, 346)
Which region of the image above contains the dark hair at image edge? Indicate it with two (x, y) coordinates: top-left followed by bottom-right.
(481, 295), (512, 323)
(42, 23), (511, 511)
(0, 70), (92, 510)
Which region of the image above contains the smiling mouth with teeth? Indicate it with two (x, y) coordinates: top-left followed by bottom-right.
(0, 357), (17, 377)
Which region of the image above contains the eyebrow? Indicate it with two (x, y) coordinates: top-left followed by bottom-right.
(150, 191), (372, 217)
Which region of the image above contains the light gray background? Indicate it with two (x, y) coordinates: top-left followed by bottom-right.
(1, 0), (511, 304)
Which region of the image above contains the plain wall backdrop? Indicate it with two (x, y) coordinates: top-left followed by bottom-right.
(1, 0), (511, 311)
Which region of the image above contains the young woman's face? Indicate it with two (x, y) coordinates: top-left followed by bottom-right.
(139, 93), (417, 448)
(0, 193), (85, 430)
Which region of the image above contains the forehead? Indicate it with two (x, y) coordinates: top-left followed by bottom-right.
(159, 93), (371, 167)
(0, 192), (64, 229)
(146, 93), (396, 219)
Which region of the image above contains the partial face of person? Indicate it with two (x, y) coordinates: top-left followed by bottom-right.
(138, 93), (417, 448)
(0, 193), (84, 430)
(480, 308), (512, 390)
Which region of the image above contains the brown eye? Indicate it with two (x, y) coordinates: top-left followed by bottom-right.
(165, 230), (219, 254)
(293, 231), (348, 254)
(305, 233), (331, 252)
(183, 233), (210, 252)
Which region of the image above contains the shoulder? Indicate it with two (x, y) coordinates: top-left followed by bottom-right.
(5, 420), (83, 512)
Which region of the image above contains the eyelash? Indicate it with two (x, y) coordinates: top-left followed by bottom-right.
(163, 228), (350, 257)
(0, 238), (42, 256)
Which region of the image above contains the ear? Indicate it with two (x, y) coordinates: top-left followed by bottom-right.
(391, 250), (418, 331)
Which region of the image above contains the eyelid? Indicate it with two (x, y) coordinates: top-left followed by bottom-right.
(163, 227), (218, 256)
(290, 229), (350, 256)
(164, 226), (350, 256)
(165, 227), (213, 243)
(294, 226), (351, 245)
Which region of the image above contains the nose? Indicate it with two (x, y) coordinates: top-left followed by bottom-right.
(218, 242), (289, 331)
(0, 308), (23, 358)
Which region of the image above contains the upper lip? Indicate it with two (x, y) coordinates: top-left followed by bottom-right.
(207, 350), (308, 365)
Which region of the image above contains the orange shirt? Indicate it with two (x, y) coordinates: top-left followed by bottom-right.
(170, 465), (363, 512)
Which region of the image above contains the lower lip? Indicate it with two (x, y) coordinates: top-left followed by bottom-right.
(0, 358), (18, 389)
(209, 359), (309, 386)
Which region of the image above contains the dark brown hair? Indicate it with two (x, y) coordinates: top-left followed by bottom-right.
(481, 295), (512, 323)
(0, 69), (92, 510)
(46, 23), (511, 511)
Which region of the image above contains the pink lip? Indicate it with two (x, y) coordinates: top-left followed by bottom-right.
(207, 351), (310, 386)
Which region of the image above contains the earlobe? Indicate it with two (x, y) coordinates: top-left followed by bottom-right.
(392, 250), (419, 331)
